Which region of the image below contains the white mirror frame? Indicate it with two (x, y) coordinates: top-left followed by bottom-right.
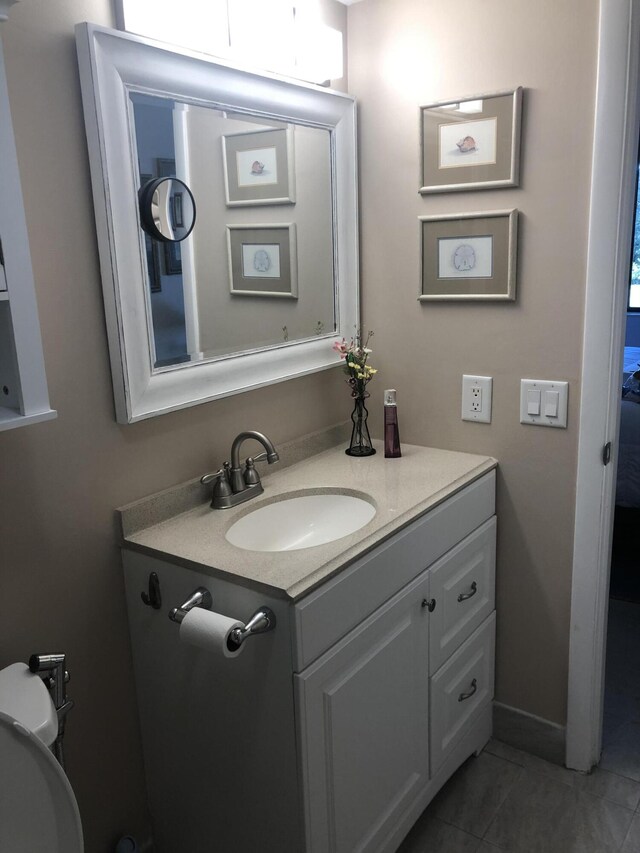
(75, 23), (358, 423)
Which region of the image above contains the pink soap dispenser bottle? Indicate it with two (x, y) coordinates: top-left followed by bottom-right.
(384, 389), (402, 458)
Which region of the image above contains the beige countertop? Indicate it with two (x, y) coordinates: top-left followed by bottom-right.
(119, 439), (496, 601)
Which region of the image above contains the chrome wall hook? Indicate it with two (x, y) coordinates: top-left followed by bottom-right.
(169, 587), (213, 624)
(228, 607), (276, 650)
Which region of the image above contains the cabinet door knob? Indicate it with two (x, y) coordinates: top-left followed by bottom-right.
(422, 598), (436, 612)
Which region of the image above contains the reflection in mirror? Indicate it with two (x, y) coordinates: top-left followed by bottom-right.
(138, 177), (196, 243)
(129, 93), (336, 370)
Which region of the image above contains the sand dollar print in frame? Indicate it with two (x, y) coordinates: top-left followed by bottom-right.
(419, 210), (518, 301)
(222, 126), (296, 206)
(227, 224), (298, 299)
(252, 248), (272, 273)
(420, 88), (523, 193)
(453, 244), (477, 272)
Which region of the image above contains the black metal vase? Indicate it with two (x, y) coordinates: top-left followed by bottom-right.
(345, 392), (376, 457)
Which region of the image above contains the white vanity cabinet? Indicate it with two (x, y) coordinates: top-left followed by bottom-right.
(122, 469), (496, 853)
(295, 507), (496, 853)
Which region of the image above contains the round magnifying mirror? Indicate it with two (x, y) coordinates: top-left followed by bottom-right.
(138, 177), (196, 243)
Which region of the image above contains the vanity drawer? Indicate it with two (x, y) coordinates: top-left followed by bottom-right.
(429, 612), (495, 776)
(293, 471), (495, 672)
(429, 517), (496, 673)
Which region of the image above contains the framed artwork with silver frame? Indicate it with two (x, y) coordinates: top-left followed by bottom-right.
(420, 88), (523, 194)
(419, 209), (518, 301)
(222, 127), (296, 207)
(227, 223), (298, 298)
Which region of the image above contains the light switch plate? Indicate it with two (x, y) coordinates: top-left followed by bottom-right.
(462, 375), (493, 423)
(520, 379), (568, 428)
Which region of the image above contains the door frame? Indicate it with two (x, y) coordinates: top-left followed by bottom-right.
(566, 0), (640, 771)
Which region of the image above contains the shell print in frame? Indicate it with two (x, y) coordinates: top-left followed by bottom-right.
(456, 135), (477, 154)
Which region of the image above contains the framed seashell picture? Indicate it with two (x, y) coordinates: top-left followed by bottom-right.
(222, 126), (296, 206)
(420, 88), (523, 193)
(418, 209), (518, 301)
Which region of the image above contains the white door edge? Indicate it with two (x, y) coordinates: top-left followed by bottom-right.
(566, 0), (640, 772)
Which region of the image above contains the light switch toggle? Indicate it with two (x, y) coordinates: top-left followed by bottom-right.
(520, 379), (568, 428)
(527, 390), (541, 416)
(544, 390), (559, 418)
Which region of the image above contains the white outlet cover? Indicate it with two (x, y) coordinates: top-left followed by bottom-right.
(520, 379), (568, 428)
(462, 375), (493, 423)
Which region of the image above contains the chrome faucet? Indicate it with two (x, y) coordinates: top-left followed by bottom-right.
(201, 431), (279, 509)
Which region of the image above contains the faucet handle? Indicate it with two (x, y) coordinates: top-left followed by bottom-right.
(200, 468), (233, 506)
(248, 450), (279, 465)
(200, 468), (225, 486)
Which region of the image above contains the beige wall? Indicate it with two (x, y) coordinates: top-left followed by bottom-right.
(0, 2), (346, 851)
(347, 0), (598, 725)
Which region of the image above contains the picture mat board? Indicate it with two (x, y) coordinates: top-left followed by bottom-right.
(421, 213), (515, 299)
(227, 225), (297, 297)
(421, 89), (521, 192)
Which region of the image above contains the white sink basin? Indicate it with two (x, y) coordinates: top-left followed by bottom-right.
(225, 493), (376, 552)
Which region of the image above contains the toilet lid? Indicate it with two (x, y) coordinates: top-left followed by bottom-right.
(0, 710), (83, 853)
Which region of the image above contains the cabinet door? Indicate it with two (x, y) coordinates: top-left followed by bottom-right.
(295, 571), (430, 853)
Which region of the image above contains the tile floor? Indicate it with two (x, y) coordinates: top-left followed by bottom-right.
(397, 599), (640, 852)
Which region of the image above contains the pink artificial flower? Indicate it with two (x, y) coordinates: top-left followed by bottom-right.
(332, 339), (348, 358)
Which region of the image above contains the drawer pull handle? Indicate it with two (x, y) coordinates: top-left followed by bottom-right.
(457, 581), (478, 602)
(422, 598), (436, 612)
(458, 678), (478, 702)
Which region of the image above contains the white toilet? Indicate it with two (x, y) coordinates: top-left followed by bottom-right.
(0, 662), (84, 852)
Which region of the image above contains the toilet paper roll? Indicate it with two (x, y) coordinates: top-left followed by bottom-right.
(179, 608), (245, 658)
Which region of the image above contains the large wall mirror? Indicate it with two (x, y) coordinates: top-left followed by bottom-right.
(76, 24), (358, 423)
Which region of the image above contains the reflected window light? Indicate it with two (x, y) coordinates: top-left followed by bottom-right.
(457, 99), (484, 114)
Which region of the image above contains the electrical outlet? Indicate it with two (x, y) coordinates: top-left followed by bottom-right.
(462, 375), (493, 423)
